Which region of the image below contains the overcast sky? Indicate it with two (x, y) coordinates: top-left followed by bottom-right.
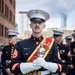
(16, 0), (75, 30)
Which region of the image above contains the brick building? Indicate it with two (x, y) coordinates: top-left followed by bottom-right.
(0, 0), (16, 44)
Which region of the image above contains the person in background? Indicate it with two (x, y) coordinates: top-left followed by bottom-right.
(70, 33), (75, 75)
(53, 30), (71, 75)
(10, 9), (62, 75)
(65, 35), (72, 48)
(65, 35), (73, 75)
(0, 44), (3, 75)
(1, 30), (19, 75)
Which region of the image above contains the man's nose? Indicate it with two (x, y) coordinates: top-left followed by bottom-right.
(36, 23), (39, 26)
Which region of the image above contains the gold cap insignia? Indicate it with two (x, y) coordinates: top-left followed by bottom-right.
(35, 10), (39, 13)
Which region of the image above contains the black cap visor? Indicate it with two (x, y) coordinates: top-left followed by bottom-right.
(66, 38), (72, 40)
(30, 18), (45, 22)
(8, 35), (16, 38)
(53, 34), (62, 38)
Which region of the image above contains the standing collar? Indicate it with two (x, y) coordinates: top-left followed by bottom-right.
(31, 35), (43, 41)
(9, 43), (16, 47)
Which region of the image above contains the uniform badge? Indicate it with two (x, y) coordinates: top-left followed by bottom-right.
(60, 50), (65, 54)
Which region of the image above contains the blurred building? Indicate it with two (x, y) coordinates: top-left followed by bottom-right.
(18, 11), (30, 36)
(60, 13), (67, 29)
(15, 23), (18, 31)
(0, 0), (16, 44)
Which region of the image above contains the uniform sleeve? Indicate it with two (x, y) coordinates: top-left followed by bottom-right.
(66, 46), (71, 65)
(1, 47), (7, 68)
(62, 46), (71, 73)
(51, 42), (62, 72)
(10, 43), (22, 74)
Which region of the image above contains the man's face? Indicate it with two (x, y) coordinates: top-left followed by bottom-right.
(54, 36), (62, 44)
(30, 20), (46, 34)
(8, 36), (17, 44)
(66, 39), (72, 44)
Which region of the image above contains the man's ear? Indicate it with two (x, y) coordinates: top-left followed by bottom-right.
(30, 23), (32, 28)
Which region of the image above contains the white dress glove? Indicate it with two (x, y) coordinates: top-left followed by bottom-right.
(33, 57), (48, 68)
(33, 57), (58, 73)
(20, 62), (41, 74)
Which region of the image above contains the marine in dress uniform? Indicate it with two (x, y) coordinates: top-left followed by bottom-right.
(65, 35), (72, 49)
(53, 30), (71, 75)
(10, 9), (62, 75)
(65, 35), (74, 75)
(70, 33), (75, 75)
(1, 30), (19, 75)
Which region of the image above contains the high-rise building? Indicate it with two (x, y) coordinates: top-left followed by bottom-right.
(15, 23), (18, 31)
(18, 11), (30, 35)
(0, 0), (16, 44)
(60, 13), (67, 29)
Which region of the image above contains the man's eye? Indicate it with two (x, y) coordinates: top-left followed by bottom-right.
(38, 22), (42, 24)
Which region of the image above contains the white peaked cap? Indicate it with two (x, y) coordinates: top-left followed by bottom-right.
(65, 35), (72, 40)
(27, 9), (50, 21)
(8, 30), (19, 36)
(53, 30), (63, 36)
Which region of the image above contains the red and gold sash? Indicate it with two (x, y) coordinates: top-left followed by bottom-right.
(27, 38), (54, 62)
